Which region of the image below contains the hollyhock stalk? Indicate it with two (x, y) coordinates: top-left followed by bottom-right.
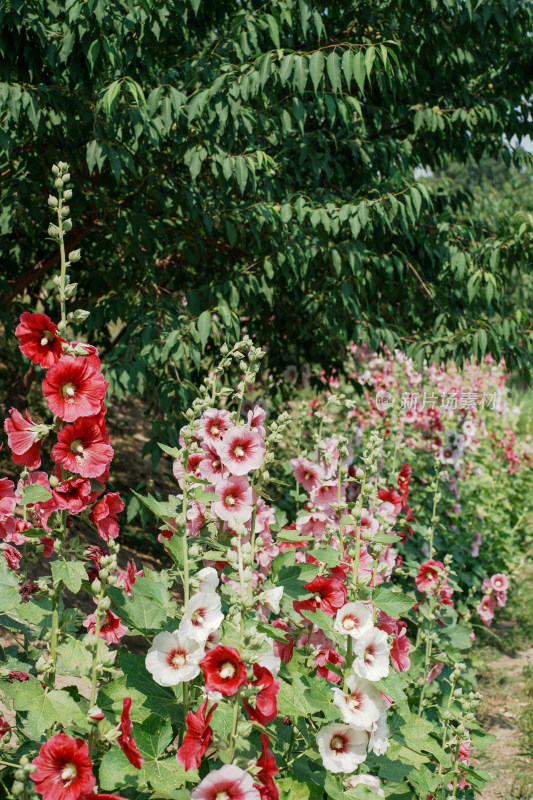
(47, 508), (68, 688)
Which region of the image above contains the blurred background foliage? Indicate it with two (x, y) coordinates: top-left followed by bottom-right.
(1, 0), (532, 460)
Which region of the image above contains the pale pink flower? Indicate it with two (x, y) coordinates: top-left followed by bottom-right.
(471, 531), (482, 557)
(334, 602), (373, 639)
(191, 764), (260, 800)
(490, 573), (509, 593)
(173, 452), (205, 488)
(0, 478), (17, 540)
(426, 662), (444, 685)
(477, 595), (496, 625)
(368, 711), (390, 755)
(212, 476), (254, 523)
(332, 674), (384, 730)
(246, 405), (267, 435)
(310, 481), (344, 512)
(297, 511), (328, 538)
(198, 408), (232, 444)
(198, 442), (229, 483)
(353, 627), (390, 681)
(290, 457), (324, 492)
(316, 723), (368, 773)
(218, 426), (266, 476)
(187, 500), (206, 537)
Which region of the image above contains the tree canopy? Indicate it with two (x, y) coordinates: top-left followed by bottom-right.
(1, 0), (533, 452)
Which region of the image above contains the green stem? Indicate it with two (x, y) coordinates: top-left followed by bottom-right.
(351, 469), (367, 597)
(337, 464), (345, 559)
(182, 447), (190, 608)
(57, 190), (67, 326)
(88, 601), (103, 759)
(418, 624), (433, 715)
(227, 689), (241, 763)
(438, 674), (457, 774)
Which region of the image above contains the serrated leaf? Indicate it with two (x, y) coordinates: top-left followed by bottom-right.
(19, 484), (52, 506)
(51, 560), (87, 593)
(372, 586), (414, 617)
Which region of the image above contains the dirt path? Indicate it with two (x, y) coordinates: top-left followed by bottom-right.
(474, 644), (533, 799)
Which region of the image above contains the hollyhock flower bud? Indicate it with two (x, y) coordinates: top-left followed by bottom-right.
(117, 698), (144, 769)
(146, 630), (205, 686)
(316, 723), (368, 773)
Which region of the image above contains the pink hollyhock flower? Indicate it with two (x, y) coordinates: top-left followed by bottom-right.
(297, 511), (328, 538)
(52, 477), (92, 513)
(314, 648), (345, 683)
(31, 732), (96, 800)
(187, 500), (206, 537)
(212, 476), (254, 523)
(199, 442), (229, 483)
(0, 478), (17, 540)
(471, 531), (482, 557)
(243, 664), (280, 725)
(116, 561), (144, 596)
(310, 481), (344, 512)
(294, 576), (347, 617)
(83, 609), (127, 643)
(2, 544), (21, 570)
(89, 492), (124, 541)
(200, 645), (247, 696)
(377, 488), (402, 518)
(377, 611), (399, 636)
(172, 452), (205, 488)
(477, 595), (496, 626)
(490, 573), (509, 593)
(191, 764), (261, 800)
(15, 311), (64, 368)
(198, 408), (232, 443)
(426, 662), (444, 685)
(495, 589), (507, 608)
(397, 462), (412, 506)
(42, 356), (107, 422)
(218, 425), (266, 476)
(415, 559), (445, 593)
(256, 733), (279, 800)
(7, 670), (30, 681)
(247, 405), (267, 436)
(390, 627), (411, 672)
(290, 457), (324, 492)
(176, 700), (217, 771)
(52, 416), (114, 479)
(118, 698), (144, 769)
(4, 408), (46, 470)
(316, 723), (368, 773)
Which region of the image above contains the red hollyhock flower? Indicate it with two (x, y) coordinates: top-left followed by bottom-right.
(397, 462), (412, 506)
(4, 408), (46, 470)
(43, 356), (106, 422)
(41, 536), (55, 557)
(118, 698), (144, 769)
(52, 416), (114, 479)
(31, 732), (96, 800)
(415, 559), (445, 593)
(293, 576), (347, 617)
(314, 648), (345, 683)
(83, 609), (127, 644)
(176, 700), (217, 770)
(89, 492), (125, 541)
(390, 627), (411, 672)
(52, 477), (92, 514)
(15, 312), (64, 368)
(200, 645), (247, 696)
(243, 664), (280, 725)
(255, 733), (279, 800)
(377, 487), (403, 516)
(271, 620), (294, 664)
(2, 544), (21, 570)
(81, 794), (128, 800)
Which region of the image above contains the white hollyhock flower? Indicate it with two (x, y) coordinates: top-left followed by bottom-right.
(353, 627), (390, 681)
(179, 591), (224, 643)
(368, 712), (390, 755)
(334, 602), (373, 639)
(332, 674), (385, 730)
(346, 774), (385, 797)
(145, 630), (204, 686)
(196, 567), (219, 593)
(316, 723), (368, 773)
(260, 586), (284, 614)
(255, 642), (281, 676)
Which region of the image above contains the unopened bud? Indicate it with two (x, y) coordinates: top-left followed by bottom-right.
(49, 475), (59, 488)
(52, 164), (60, 175)
(69, 249), (81, 262)
(48, 223), (60, 238)
(71, 309), (90, 323)
(48, 195), (58, 208)
(54, 177), (63, 189)
(64, 189), (73, 200)
(63, 218), (73, 232)
(63, 172), (71, 182)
